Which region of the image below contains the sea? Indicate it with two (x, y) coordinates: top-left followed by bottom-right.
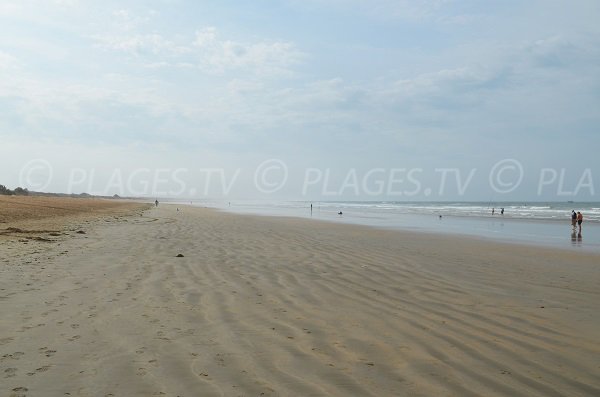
(175, 200), (600, 252)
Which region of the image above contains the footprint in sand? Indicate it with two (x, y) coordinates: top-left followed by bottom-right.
(215, 353), (226, 367)
(38, 347), (56, 357)
(10, 386), (28, 397)
(1, 352), (25, 361)
(38, 365), (51, 372)
(4, 367), (17, 378)
(18, 325), (34, 332)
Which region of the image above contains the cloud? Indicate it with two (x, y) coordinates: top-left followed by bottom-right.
(435, 13), (483, 25)
(288, 0), (451, 20)
(190, 26), (305, 75)
(0, 0), (78, 18)
(196, 37), (303, 75)
(92, 26), (304, 76)
(111, 8), (158, 31)
(4, 28), (597, 153)
(2, 0), (599, 185)
(53, 0), (78, 5)
(93, 33), (188, 55)
(363, 0), (450, 20)
(0, 3), (20, 16)
(194, 27), (218, 47)
(0, 50), (18, 69)
(232, 32), (600, 154)
(389, 66), (510, 103)
(522, 35), (600, 70)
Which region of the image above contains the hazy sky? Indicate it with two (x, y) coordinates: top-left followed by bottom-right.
(1, 0), (599, 200)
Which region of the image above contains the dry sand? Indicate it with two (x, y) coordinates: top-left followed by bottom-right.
(0, 196), (147, 235)
(1, 201), (599, 396)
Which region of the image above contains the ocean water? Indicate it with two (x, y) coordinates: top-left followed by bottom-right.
(180, 200), (600, 252)
(221, 201), (599, 221)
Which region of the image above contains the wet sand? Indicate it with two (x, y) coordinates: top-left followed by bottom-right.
(1, 202), (599, 396)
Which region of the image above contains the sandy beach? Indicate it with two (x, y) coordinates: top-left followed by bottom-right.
(0, 196), (147, 233)
(1, 201), (599, 397)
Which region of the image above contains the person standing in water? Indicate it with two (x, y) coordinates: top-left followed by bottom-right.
(571, 210), (577, 230)
(492, 208), (495, 215)
(577, 211), (583, 233)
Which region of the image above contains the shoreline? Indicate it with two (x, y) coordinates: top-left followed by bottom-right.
(1, 202), (599, 396)
(172, 199), (600, 222)
(235, 211), (598, 254)
(204, 203), (600, 258)
(191, 202), (600, 253)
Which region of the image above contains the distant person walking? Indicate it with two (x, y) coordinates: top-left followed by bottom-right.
(501, 208), (504, 215)
(492, 208), (495, 215)
(571, 210), (577, 230)
(155, 199), (159, 207)
(577, 211), (583, 233)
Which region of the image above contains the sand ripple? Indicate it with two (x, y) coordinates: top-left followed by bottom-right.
(1, 205), (599, 396)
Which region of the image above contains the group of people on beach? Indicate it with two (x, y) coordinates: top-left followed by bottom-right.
(491, 207), (504, 215)
(571, 210), (583, 233)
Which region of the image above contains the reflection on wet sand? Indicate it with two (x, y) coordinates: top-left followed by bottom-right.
(571, 230), (582, 246)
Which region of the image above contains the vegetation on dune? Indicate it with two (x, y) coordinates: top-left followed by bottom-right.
(0, 185), (30, 196)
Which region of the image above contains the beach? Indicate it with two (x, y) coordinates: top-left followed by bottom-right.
(1, 200), (599, 397)
(0, 196), (147, 233)
(207, 200), (600, 252)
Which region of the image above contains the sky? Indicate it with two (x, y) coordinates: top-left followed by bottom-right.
(1, 0), (599, 201)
